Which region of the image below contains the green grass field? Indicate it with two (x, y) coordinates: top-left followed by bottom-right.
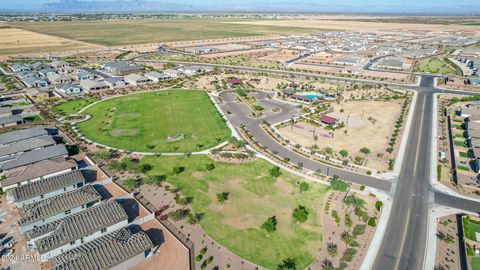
(141, 155), (327, 269)
(464, 216), (480, 241)
(76, 90), (230, 153)
(414, 58), (459, 75)
(52, 97), (99, 116)
(470, 256), (480, 270)
(13, 19), (324, 46)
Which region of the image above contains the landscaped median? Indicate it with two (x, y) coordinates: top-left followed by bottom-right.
(73, 90), (231, 153)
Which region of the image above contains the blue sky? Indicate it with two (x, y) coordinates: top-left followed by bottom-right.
(0, 0), (476, 13)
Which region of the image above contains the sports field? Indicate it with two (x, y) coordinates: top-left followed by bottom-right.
(141, 155), (328, 269)
(12, 19), (323, 46)
(76, 90), (230, 153)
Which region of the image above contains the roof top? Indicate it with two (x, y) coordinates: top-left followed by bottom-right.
(103, 61), (142, 72)
(0, 107), (12, 114)
(80, 80), (107, 89)
(0, 144), (68, 171)
(12, 170), (86, 202)
(52, 227), (153, 270)
(0, 126), (48, 144)
(18, 185), (101, 227)
(124, 73), (144, 81)
(33, 200), (129, 254)
(0, 136), (55, 158)
(2, 157), (77, 188)
(0, 114), (23, 125)
(320, 115), (338, 124)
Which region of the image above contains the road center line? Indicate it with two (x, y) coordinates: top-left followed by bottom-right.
(394, 207), (411, 270)
(413, 97), (426, 176)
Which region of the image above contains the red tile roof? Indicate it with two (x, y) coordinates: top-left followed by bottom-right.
(320, 115), (337, 125)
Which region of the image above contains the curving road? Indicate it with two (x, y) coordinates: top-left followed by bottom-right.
(131, 55), (480, 269)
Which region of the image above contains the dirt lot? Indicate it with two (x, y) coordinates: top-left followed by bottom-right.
(188, 73), (291, 91)
(0, 27), (101, 56)
(279, 99), (403, 171)
(226, 19), (480, 33)
(259, 49), (301, 62)
(435, 215), (461, 270)
(199, 48), (274, 59)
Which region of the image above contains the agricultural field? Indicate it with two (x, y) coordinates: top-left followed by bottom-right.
(52, 97), (99, 116)
(414, 58), (460, 75)
(76, 90), (230, 153)
(140, 154), (328, 269)
(12, 19), (322, 46)
(0, 27), (101, 56)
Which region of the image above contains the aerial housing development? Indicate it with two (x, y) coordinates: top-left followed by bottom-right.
(0, 4), (480, 270)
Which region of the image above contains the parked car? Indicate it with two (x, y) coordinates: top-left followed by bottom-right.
(1, 248), (14, 256)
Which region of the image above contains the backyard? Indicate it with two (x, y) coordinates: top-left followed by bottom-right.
(140, 154), (328, 269)
(414, 57), (460, 75)
(52, 97), (99, 115)
(76, 90), (231, 153)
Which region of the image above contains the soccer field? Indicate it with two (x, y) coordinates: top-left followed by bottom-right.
(76, 90), (231, 153)
(12, 19), (323, 46)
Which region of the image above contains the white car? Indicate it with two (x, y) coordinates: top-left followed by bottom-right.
(2, 239), (15, 248)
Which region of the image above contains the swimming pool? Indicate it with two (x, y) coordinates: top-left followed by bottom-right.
(299, 93), (325, 99)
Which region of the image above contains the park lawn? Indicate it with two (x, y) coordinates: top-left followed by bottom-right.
(52, 97), (99, 116)
(470, 256), (480, 270)
(13, 19), (323, 46)
(141, 155), (328, 269)
(76, 90), (230, 153)
(464, 216), (480, 241)
(414, 58), (458, 75)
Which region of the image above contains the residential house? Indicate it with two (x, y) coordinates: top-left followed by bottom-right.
(18, 185), (101, 233)
(1, 157), (77, 192)
(177, 65), (206, 75)
(9, 64), (31, 73)
(38, 68), (56, 78)
(0, 107), (12, 118)
(55, 83), (83, 96)
(47, 73), (72, 84)
(0, 136), (55, 159)
(30, 200), (129, 261)
(8, 169), (86, 207)
(0, 126), (48, 146)
(163, 69), (183, 78)
(50, 227), (154, 269)
(101, 61), (143, 75)
(50, 60), (70, 69)
(104, 78), (126, 89)
(144, 71), (171, 82)
(75, 71), (94, 81)
(21, 75), (48, 88)
(80, 80), (109, 92)
(124, 74), (152, 86)
(0, 144), (68, 171)
(375, 58), (405, 70)
(31, 62), (51, 71)
(0, 114), (23, 128)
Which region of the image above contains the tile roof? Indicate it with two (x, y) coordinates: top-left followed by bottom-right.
(0, 126), (48, 145)
(18, 185), (101, 227)
(12, 170), (86, 202)
(2, 157), (77, 188)
(33, 200), (129, 254)
(0, 114), (23, 125)
(0, 144), (68, 171)
(0, 136), (55, 158)
(52, 227), (153, 270)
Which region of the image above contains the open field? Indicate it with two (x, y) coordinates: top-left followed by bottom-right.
(76, 90), (231, 153)
(12, 19), (324, 46)
(141, 154), (328, 269)
(414, 58), (460, 75)
(0, 27), (101, 56)
(226, 19), (480, 32)
(52, 97), (99, 116)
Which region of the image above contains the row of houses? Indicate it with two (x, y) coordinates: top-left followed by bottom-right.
(0, 126), (158, 268)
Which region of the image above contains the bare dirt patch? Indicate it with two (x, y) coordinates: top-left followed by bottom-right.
(110, 128), (139, 137)
(192, 171), (206, 178)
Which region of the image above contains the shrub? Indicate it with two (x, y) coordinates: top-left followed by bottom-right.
(330, 176), (350, 192)
(261, 216), (278, 233)
(216, 192), (230, 203)
(327, 243), (337, 257)
(144, 175), (166, 185)
(367, 217), (376, 227)
(342, 248), (357, 262)
(352, 224), (366, 236)
(339, 149), (349, 157)
(345, 213), (353, 227)
(269, 166), (282, 178)
(375, 200), (383, 211)
(206, 163), (215, 171)
(360, 147), (371, 155)
(277, 258), (296, 270)
(332, 210), (340, 224)
(292, 205), (309, 223)
(123, 178), (142, 191)
(172, 165), (185, 174)
(168, 209), (190, 221)
(299, 182), (310, 192)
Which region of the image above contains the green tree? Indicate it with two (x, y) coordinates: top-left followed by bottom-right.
(360, 147), (371, 156)
(330, 176), (350, 192)
(339, 149), (349, 158)
(292, 205), (309, 223)
(144, 175), (166, 185)
(206, 163), (215, 171)
(277, 258), (296, 270)
(269, 166), (282, 178)
(299, 182), (310, 192)
(344, 194), (366, 210)
(168, 209), (190, 221)
(323, 147), (333, 155)
(123, 178), (142, 191)
(261, 216), (277, 233)
(216, 192), (229, 203)
(172, 165), (185, 175)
